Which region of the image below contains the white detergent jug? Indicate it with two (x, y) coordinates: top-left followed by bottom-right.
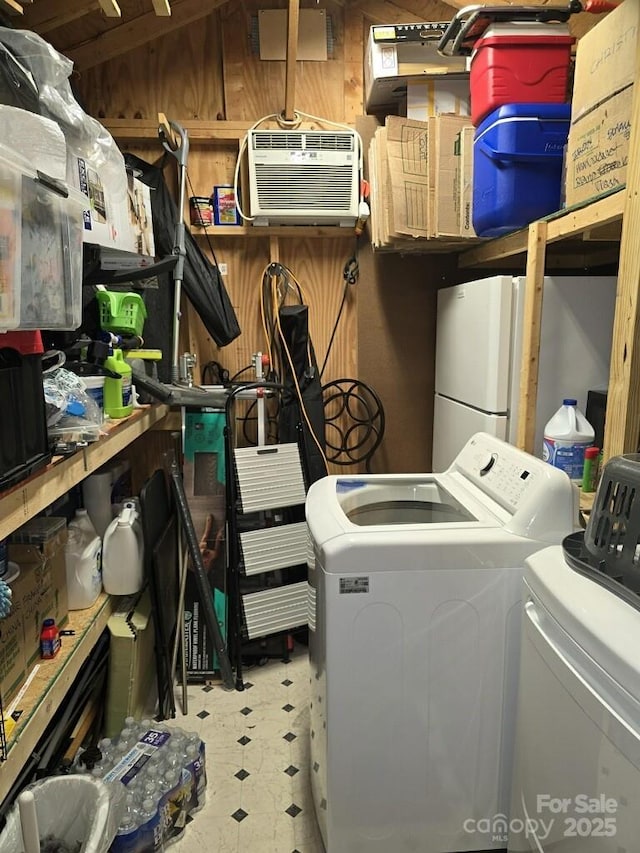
(102, 502), (144, 595)
(543, 398), (595, 481)
(65, 509), (103, 610)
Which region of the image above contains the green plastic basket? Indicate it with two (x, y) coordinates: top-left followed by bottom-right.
(96, 290), (147, 337)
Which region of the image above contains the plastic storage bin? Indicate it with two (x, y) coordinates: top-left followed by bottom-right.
(472, 103), (570, 238)
(0, 330), (50, 491)
(470, 23), (574, 126)
(0, 142), (85, 331)
(96, 289), (147, 336)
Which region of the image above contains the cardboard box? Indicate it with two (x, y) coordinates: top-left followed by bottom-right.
(459, 126), (476, 238)
(127, 175), (155, 257)
(365, 23), (468, 113)
(565, 85), (633, 206)
(406, 79), (470, 120)
(571, 0), (639, 123)
(105, 589), (155, 738)
(10, 524), (69, 673)
(435, 116), (471, 237)
(69, 153), (137, 253)
(0, 590), (25, 704)
(385, 116), (430, 238)
(565, 0), (638, 206)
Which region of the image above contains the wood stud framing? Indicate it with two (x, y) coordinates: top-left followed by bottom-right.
(152, 0), (172, 15)
(516, 221), (547, 455)
(0, 0), (24, 14)
(284, 0), (300, 122)
(97, 0), (121, 17)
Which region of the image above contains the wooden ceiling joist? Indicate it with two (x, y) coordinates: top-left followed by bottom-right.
(22, 0), (99, 35)
(98, 0), (121, 17)
(0, 0), (23, 15)
(67, 0), (230, 72)
(152, 0), (172, 15)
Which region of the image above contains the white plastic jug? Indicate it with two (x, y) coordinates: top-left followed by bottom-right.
(82, 459), (132, 538)
(65, 509), (103, 610)
(543, 398), (595, 481)
(102, 502), (144, 596)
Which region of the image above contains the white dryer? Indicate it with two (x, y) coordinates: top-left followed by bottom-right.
(508, 545), (640, 852)
(306, 433), (577, 853)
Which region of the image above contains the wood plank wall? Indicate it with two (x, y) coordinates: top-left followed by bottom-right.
(72, 0), (451, 472)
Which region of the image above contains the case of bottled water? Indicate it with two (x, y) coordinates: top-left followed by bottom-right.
(84, 717), (207, 852)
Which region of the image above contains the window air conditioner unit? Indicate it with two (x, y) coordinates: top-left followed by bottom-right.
(247, 129), (359, 226)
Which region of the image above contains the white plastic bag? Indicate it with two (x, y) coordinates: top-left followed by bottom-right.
(0, 776), (125, 853)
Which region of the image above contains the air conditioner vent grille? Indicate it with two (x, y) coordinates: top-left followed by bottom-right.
(252, 132), (355, 152)
(305, 133), (354, 151)
(255, 165), (354, 210)
(253, 133), (303, 150)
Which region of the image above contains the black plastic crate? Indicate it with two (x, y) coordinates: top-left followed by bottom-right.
(0, 345), (50, 492)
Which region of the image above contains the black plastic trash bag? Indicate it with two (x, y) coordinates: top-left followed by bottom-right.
(125, 152), (241, 348)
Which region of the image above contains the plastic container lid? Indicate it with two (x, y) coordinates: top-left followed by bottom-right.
(43, 618), (55, 627)
(10, 516), (66, 544)
(475, 102), (572, 138)
(563, 398), (577, 406)
(475, 22), (572, 44)
(584, 447), (600, 460)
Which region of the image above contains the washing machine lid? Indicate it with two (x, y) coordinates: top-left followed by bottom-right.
(525, 546), (640, 707)
(337, 478), (477, 526)
(307, 432), (577, 547)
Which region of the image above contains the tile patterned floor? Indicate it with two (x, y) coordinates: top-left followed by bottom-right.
(168, 646), (324, 853)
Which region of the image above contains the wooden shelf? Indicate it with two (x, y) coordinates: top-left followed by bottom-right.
(459, 187), (625, 269)
(103, 118), (250, 144)
(190, 223), (357, 238)
(0, 404), (169, 543)
(0, 404), (171, 803)
(0, 594), (115, 805)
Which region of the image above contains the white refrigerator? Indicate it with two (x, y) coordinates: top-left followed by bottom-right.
(432, 275), (616, 471)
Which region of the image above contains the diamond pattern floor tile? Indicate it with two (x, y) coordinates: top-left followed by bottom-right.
(164, 646), (322, 852)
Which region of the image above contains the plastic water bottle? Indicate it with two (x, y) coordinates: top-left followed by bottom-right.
(65, 509), (102, 609)
(543, 398), (595, 481)
(139, 797), (165, 852)
(124, 716), (139, 734)
(119, 727), (138, 747)
(98, 737), (114, 763)
(185, 741), (206, 811)
(102, 502), (145, 595)
(112, 794), (141, 852)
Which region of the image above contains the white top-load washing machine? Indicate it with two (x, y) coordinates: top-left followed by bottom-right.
(306, 433), (577, 853)
(507, 546), (640, 852)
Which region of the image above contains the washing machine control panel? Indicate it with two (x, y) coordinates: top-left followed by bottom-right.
(451, 434), (577, 539)
(453, 434), (546, 513)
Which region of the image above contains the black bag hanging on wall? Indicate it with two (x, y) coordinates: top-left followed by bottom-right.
(125, 152), (241, 348)
(278, 305), (327, 485)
